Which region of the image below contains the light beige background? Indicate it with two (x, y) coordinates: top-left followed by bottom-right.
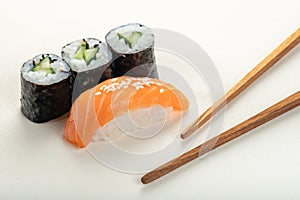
(0, 0), (300, 199)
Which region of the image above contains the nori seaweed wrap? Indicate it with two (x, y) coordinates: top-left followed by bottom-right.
(20, 54), (71, 123)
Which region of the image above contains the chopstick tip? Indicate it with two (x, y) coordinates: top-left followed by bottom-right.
(180, 131), (192, 139)
(141, 176), (149, 184)
(180, 133), (186, 139)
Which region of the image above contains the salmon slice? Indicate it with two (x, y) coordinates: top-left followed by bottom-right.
(64, 76), (189, 148)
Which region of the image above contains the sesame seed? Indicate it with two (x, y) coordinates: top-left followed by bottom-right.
(159, 89), (164, 93)
(95, 92), (102, 96)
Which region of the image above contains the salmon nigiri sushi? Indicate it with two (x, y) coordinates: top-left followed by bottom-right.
(64, 76), (189, 148)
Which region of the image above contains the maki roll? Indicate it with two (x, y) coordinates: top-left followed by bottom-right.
(61, 38), (113, 102)
(105, 23), (158, 79)
(21, 54), (71, 123)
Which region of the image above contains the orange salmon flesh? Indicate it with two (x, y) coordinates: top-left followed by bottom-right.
(64, 76), (189, 148)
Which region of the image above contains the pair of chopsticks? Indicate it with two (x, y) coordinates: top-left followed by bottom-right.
(141, 27), (300, 184)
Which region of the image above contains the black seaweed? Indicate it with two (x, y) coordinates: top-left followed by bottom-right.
(107, 43), (158, 79)
(21, 75), (72, 123)
(70, 62), (111, 102)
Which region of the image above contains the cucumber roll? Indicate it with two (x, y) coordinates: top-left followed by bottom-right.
(21, 54), (71, 123)
(61, 38), (112, 102)
(105, 23), (158, 79)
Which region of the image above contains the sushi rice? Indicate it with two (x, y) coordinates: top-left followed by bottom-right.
(21, 54), (70, 85)
(106, 23), (154, 54)
(92, 105), (173, 141)
(62, 38), (112, 72)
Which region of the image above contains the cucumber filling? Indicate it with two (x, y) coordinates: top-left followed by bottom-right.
(74, 45), (86, 60)
(74, 40), (99, 65)
(84, 48), (99, 65)
(32, 56), (55, 75)
(118, 31), (142, 48)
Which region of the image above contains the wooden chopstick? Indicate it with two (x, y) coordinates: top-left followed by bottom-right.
(141, 91), (300, 184)
(181, 27), (300, 139)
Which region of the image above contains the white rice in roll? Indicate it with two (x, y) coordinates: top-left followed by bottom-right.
(61, 38), (112, 73)
(21, 54), (70, 85)
(105, 23), (154, 54)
